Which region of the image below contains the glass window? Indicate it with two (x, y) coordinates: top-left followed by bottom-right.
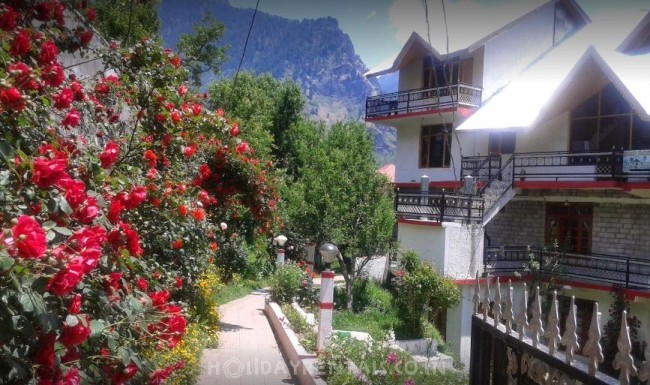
(600, 84), (630, 116)
(420, 125), (451, 168)
(489, 132), (516, 154)
(632, 116), (650, 150)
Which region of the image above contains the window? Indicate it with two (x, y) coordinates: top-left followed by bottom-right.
(489, 132), (516, 154)
(420, 125), (451, 168)
(422, 57), (462, 89)
(570, 83), (650, 152)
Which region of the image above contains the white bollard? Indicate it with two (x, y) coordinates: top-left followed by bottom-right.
(317, 269), (335, 351)
(276, 248), (285, 266)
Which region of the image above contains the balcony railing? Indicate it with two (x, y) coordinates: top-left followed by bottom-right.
(395, 190), (484, 223)
(484, 246), (650, 290)
(462, 149), (650, 183)
(365, 83), (482, 120)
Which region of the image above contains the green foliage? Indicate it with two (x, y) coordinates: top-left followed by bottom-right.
(319, 335), (468, 385)
(94, 0), (161, 46)
(214, 277), (266, 305)
(332, 309), (399, 340)
(399, 249), (421, 273)
(393, 259), (460, 337)
(176, 14), (228, 87)
(215, 239), (249, 283)
(349, 279), (392, 313)
(269, 263), (304, 304)
(601, 286), (644, 374)
(281, 304), (316, 352)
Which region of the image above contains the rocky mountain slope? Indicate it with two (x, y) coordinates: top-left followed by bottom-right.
(159, 0), (395, 162)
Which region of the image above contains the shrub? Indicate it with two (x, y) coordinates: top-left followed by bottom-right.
(393, 260), (460, 337)
(269, 263), (304, 304)
(216, 239), (249, 283)
(351, 279), (392, 313)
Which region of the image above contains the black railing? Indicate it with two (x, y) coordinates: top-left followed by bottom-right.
(462, 149), (650, 182)
(395, 190), (484, 223)
(365, 83), (482, 119)
(470, 315), (616, 385)
(484, 246), (650, 290)
(460, 155), (502, 185)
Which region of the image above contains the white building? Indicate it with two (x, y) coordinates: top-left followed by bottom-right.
(366, 0), (650, 368)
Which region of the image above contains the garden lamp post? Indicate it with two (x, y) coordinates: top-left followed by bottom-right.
(317, 242), (338, 351)
(274, 235), (288, 266)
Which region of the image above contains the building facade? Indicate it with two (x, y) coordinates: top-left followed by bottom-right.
(366, 0), (650, 367)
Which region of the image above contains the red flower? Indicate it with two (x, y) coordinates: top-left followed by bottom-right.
(169, 55), (181, 68)
(178, 205), (188, 216)
(60, 367), (81, 385)
(73, 195), (99, 224)
(0, 87), (26, 112)
(138, 278), (148, 291)
(59, 315), (91, 347)
(68, 294), (82, 314)
(33, 333), (56, 371)
(0, 5), (18, 31)
(171, 239), (183, 249)
(209, 242), (218, 251)
(149, 291), (170, 307)
(183, 144), (196, 158)
(127, 186), (147, 208)
(10, 29), (31, 57)
(46, 263), (86, 296)
(100, 140), (119, 168)
(107, 199), (123, 223)
(62, 108), (81, 127)
(175, 277), (183, 288)
(53, 88), (74, 109)
(177, 84), (187, 96)
(191, 103), (201, 116)
(191, 209), (205, 221)
(170, 110), (181, 124)
(229, 122), (240, 137)
(35, 1), (53, 21)
(236, 142), (250, 154)
(11, 216), (47, 259)
(32, 157), (70, 188)
(38, 41), (59, 64)
(78, 30), (94, 46)
(143, 150), (157, 168)
(108, 223), (143, 256)
(87, 8), (96, 22)
(42, 63), (65, 87)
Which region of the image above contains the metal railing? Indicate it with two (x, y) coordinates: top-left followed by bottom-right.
(394, 190), (484, 223)
(365, 83), (482, 119)
(484, 246), (650, 289)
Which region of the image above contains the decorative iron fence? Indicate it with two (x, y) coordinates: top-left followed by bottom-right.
(470, 275), (647, 385)
(394, 190), (484, 223)
(365, 83), (482, 119)
(484, 246), (650, 290)
(460, 155), (502, 187)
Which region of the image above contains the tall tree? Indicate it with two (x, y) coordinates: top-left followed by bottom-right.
(176, 14), (228, 87)
(287, 122), (395, 309)
(94, 0), (161, 46)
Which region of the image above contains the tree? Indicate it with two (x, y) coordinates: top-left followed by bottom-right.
(94, 0), (161, 46)
(208, 72), (309, 176)
(287, 122), (395, 309)
(176, 14), (228, 87)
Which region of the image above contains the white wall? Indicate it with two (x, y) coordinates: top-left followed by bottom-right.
(397, 223), (446, 268)
(481, 5), (555, 101)
(399, 60), (423, 91)
(443, 223), (484, 279)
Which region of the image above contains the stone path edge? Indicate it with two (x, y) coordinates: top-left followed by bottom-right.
(264, 302), (327, 385)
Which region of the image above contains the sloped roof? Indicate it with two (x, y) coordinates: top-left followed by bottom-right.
(456, 10), (650, 131)
(378, 164), (395, 182)
(618, 11), (650, 54)
(366, 0), (588, 78)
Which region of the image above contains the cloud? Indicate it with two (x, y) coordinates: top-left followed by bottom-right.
(388, 0), (545, 52)
(367, 10), (378, 19)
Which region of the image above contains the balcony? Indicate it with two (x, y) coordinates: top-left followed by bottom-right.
(484, 246), (650, 290)
(365, 83), (482, 121)
(395, 190), (484, 223)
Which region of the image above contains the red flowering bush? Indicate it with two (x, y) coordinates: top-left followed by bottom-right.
(0, 2), (278, 383)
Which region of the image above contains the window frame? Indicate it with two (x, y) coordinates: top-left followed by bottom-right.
(419, 124), (451, 169)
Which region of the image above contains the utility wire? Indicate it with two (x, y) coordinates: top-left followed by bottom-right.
(231, 0), (261, 109)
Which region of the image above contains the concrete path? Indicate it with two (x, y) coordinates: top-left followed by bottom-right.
(197, 290), (294, 385)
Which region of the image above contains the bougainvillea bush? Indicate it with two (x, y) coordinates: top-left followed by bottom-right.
(0, 1), (278, 383)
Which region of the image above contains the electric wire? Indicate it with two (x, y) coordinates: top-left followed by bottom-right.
(231, 0), (261, 107)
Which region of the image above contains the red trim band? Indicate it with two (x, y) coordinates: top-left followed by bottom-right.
(321, 271), (336, 279)
(397, 218), (442, 227)
(365, 107), (467, 123)
(320, 303), (334, 310)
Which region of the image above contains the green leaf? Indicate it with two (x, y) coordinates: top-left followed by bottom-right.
(0, 140), (15, 161)
(42, 221), (57, 231)
(53, 227), (72, 236)
(18, 293), (34, 312)
(0, 256), (15, 271)
(90, 320), (106, 337)
(58, 197), (73, 215)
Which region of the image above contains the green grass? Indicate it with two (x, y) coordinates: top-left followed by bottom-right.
(332, 308), (400, 340)
(215, 278), (266, 305)
(281, 304), (316, 352)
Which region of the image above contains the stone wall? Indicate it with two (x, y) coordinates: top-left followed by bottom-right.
(592, 203), (650, 259)
(484, 200), (546, 248)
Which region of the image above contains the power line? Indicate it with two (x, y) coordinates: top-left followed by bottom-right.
(231, 0), (261, 106)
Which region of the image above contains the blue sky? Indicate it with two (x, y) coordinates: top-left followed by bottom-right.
(229, 0), (650, 69)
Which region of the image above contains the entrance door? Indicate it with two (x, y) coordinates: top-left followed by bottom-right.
(545, 203), (593, 254)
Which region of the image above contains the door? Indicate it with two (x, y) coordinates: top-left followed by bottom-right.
(545, 203), (593, 254)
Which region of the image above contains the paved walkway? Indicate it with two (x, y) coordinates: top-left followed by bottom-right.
(197, 290), (294, 385)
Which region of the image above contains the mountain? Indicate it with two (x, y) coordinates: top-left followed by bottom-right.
(158, 0), (395, 162)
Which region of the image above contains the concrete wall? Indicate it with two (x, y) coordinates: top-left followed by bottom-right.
(443, 223), (484, 279)
(399, 59), (423, 91)
(397, 223), (446, 269)
(485, 200), (546, 248)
